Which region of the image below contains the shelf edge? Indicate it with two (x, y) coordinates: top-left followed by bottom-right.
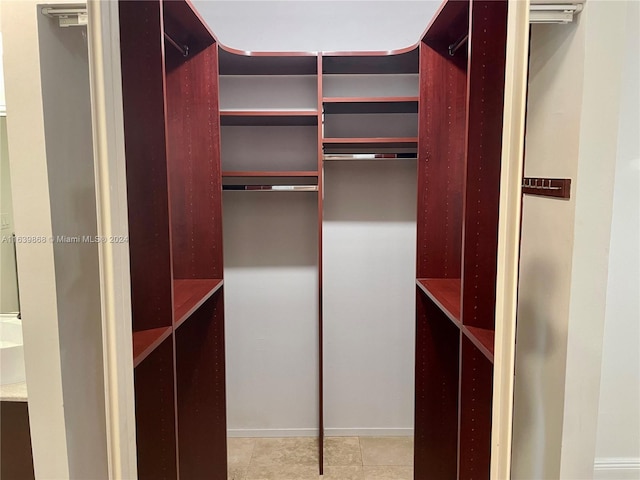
(174, 279), (224, 330)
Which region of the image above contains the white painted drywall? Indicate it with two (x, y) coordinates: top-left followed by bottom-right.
(223, 192), (319, 436)
(323, 160), (416, 436)
(193, 1), (440, 53)
(512, 2), (631, 478)
(1, 1), (108, 477)
(594, 1), (640, 477)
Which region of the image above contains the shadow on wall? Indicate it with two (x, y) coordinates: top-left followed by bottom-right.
(223, 191), (318, 268)
(512, 258), (561, 479)
(324, 160), (417, 223)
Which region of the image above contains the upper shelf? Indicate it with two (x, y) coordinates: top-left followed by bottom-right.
(416, 278), (461, 327)
(173, 278), (224, 329)
(219, 49), (317, 75)
(323, 97), (418, 114)
(323, 137), (418, 150)
(220, 110), (318, 126)
(323, 49), (419, 74)
(133, 327), (172, 368)
(462, 326), (494, 363)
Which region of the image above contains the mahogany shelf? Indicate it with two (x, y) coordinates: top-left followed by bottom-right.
(173, 278), (224, 329)
(416, 278), (461, 327)
(133, 326), (173, 368)
(462, 326), (495, 363)
(222, 171), (318, 177)
(323, 97), (418, 115)
(323, 137), (418, 149)
(220, 110), (318, 126)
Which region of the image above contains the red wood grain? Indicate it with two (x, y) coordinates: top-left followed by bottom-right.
(458, 336), (493, 480)
(414, 289), (460, 479)
(173, 279), (223, 329)
(416, 42), (466, 279)
(461, 0), (508, 331)
(133, 327), (173, 368)
(118, 0), (173, 332)
(165, 43), (224, 281)
(416, 278), (462, 326)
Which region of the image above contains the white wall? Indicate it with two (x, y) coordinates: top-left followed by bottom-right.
(1, 1), (108, 477)
(223, 192), (319, 436)
(323, 160), (416, 436)
(194, 1), (439, 53)
(594, 1), (640, 477)
(512, 2), (631, 478)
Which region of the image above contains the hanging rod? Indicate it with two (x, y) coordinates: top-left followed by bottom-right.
(164, 32), (189, 57)
(223, 185), (318, 192)
(448, 34), (468, 57)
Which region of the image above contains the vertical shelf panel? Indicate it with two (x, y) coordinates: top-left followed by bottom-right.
(416, 41), (467, 280)
(414, 289), (460, 479)
(165, 43), (223, 280)
(118, 0), (173, 331)
(134, 336), (177, 480)
(175, 290), (227, 479)
(459, 336), (493, 480)
(461, 0), (508, 330)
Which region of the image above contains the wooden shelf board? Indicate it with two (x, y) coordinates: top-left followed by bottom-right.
(323, 96), (419, 103)
(220, 111), (318, 126)
(173, 278), (223, 330)
(133, 326), (172, 368)
(323, 137), (418, 149)
(220, 109), (318, 116)
(416, 278), (461, 327)
(462, 326), (495, 363)
(222, 171), (318, 177)
(323, 98), (418, 115)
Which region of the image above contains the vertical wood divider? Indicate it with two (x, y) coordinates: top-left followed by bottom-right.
(316, 53), (324, 476)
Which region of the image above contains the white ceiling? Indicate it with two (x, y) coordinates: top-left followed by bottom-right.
(193, 1), (441, 53)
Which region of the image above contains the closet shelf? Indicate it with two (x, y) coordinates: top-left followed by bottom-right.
(173, 278), (224, 329)
(416, 278), (461, 327)
(323, 137), (418, 149)
(323, 97), (418, 114)
(220, 110), (318, 126)
(462, 326), (495, 363)
(222, 171), (318, 177)
(133, 327), (173, 368)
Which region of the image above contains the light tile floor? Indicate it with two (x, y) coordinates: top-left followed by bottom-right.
(228, 436), (413, 480)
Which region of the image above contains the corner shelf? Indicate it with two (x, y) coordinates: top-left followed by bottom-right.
(462, 326), (495, 363)
(323, 137), (418, 149)
(133, 327), (173, 368)
(416, 278), (461, 327)
(222, 171), (318, 177)
(173, 279), (224, 329)
(220, 110), (318, 126)
(323, 97), (418, 114)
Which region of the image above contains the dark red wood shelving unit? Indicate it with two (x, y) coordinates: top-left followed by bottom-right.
(414, 0), (509, 478)
(119, 0), (227, 478)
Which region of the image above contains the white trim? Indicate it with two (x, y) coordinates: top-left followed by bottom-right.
(86, 1), (137, 478)
(491, 1), (530, 479)
(594, 458), (640, 480)
(228, 428), (318, 438)
(227, 428), (414, 438)
(325, 428), (414, 437)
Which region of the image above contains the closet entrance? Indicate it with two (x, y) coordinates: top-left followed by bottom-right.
(117, 0), (521, 478)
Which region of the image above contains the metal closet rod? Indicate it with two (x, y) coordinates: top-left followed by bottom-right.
(223, 185), (318, 192)
(164, 32), (189, 57)
(448, 33), (469, 57)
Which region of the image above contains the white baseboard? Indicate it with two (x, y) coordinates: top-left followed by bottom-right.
(228, 428), (318, 438)
(324, 427), (414, 437)
(227, 427), (414, 438)
(594, 458), (640, 480)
